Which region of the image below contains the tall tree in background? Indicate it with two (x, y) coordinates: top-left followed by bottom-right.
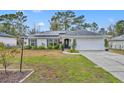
(107, 24), (115, 36)
(49, 11), (98, 31)
(50, 11), (76, 31)
(0, 12), (29, 36)
(98, 28), (107, 35)
(115, 20), (124, 36)
(0, 14), (17, 35)
(90, 22), (99, 32)
(72, 15), (87, 30)
(57, 11), (76, 30)
(49, 16), (60, 31)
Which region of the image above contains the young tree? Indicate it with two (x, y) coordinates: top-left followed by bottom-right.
(0, 42), (19, 74)
(0, 43), (7, 73)
(0, 11), (28, 72)
(15, 11), (28, 72)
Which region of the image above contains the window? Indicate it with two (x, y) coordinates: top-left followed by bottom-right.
(47, 39), (59, 46)
(31, 39), (37, 46)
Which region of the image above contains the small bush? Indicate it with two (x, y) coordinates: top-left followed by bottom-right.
(61, 44), (64, 51)
(31, 46), (37, 50)
(38, 46), (46, 50)
(67, 49), (79, 53)
(104, 39), (109, 48)
(47, 45), (53, 49)
(53, 44), (60, 49)
(24, 45), (32, 49)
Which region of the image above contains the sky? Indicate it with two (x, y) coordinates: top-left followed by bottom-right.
(0, 10), (124, 31)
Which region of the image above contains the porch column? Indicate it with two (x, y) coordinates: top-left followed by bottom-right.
(71, 38), (73, 49)
(53, 39), (54, 47)
(29, 38), (31, 46)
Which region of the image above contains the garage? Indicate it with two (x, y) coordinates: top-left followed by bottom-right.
(65, 30), (105, 50)
(76, 38), (105, 50)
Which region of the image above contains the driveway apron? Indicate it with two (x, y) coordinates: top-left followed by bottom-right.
(80, 51), (124, 82)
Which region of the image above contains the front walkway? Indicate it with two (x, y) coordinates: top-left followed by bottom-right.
(80, 51), (124, 82)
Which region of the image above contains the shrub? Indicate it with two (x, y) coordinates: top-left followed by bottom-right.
(47, 45), (53, 49)
(67, 49), (79, 53)
(0, 42), (19, 73)
(61, 44), (64, 51)
(31, 46), (37, 50)
(24, 45), (32, 49)
(38, 46), (46, 50)
(53, 44), (60, 49)
(104, 39), (109, 48)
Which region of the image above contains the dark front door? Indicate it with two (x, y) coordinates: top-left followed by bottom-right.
(64, 39), (69, 48)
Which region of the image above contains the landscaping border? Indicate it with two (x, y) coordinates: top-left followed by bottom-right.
(63, 51), (80, 55)
(19, 69), (34, 83)
(0, 69), (34, 83)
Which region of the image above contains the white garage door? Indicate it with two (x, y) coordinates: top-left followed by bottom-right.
(76, 38), (105, 50)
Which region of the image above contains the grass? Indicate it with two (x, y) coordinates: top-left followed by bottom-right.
(67, 49), (79, 53)
(0, 50), (121, 83)
(110, 49), (124, 55)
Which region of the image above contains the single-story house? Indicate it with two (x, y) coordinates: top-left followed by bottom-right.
(0, 32), (17, 46)
(25, 30), (105, 50)
(109, 35), (124, 50)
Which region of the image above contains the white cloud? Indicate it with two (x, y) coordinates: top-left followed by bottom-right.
(37, 22), (45, 27)
(32, 10), (43, 13)
(108, 18), (114, 23)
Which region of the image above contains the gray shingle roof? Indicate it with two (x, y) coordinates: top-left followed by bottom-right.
(0, 32), (14, 37)
(66, 30), (101, 36)
(111, 35), (124, 41)
(30, 31), (66, 37)
(30, 30), (101, 37)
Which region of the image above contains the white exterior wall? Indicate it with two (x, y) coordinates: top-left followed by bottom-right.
(110, 41), (124, 50)
(76, 38), (105, 50)
(37, 38), (47, 47)
(0, 37), (17, 46)
(24, 38), (29, 46)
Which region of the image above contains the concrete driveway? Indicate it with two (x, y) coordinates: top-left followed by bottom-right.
(80, 51), (124, 82)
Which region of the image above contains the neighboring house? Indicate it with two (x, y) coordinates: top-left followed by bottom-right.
(25, 30), (105, 50)
(109, 35), (124, 50)
(0, 32), (17, 46)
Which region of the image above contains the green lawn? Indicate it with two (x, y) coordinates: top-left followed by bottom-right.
(0, 50), (121, 83)
(110, 49), (124, 55)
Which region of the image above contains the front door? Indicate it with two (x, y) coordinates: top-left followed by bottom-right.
(64, 39), (69, 48)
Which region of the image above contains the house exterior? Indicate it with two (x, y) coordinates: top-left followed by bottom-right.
(0, 32), (17, 46)
(25, 30), (105, 50)
(109, 35), (124, 50)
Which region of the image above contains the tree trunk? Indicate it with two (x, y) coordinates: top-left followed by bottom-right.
(20, 40), (24, 72)
(3, 57), (7, 74)
(4, 61), (7, 74)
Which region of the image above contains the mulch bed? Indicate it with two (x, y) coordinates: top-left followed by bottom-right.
(0, 70), (32, 83)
